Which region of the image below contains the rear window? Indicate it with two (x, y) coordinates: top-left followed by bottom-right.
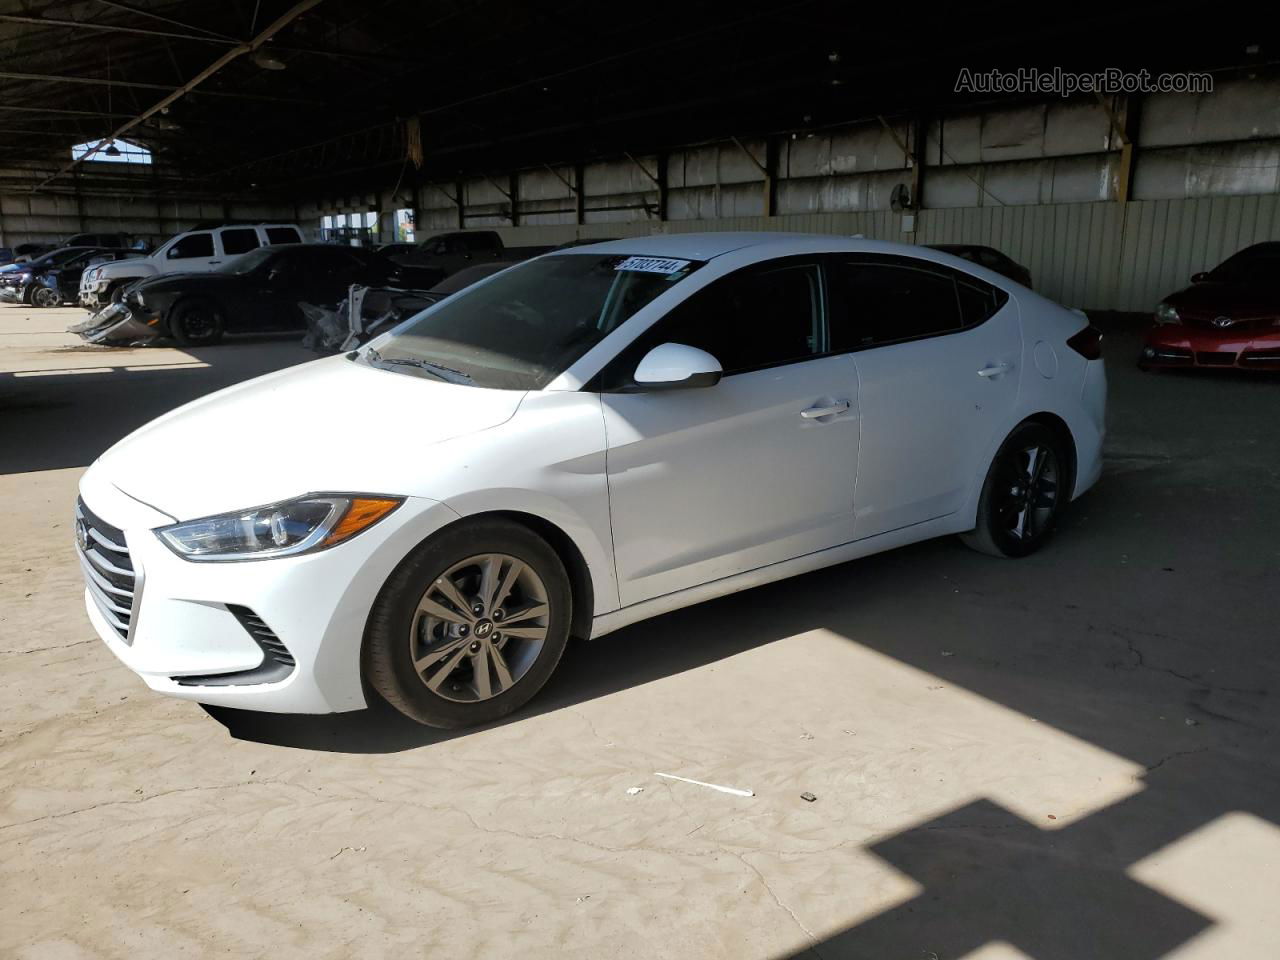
(265, 227), (302, 246)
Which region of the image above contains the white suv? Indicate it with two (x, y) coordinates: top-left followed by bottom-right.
(79, 223), (303, 309)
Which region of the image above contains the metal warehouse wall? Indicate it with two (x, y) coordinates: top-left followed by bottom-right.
(0, 163), (300, 248)
(348, 70), (1279, 313)
(458, 195), (1277, 313)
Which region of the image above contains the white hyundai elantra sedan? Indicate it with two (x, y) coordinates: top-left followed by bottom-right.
(76, 233), (1105, 727)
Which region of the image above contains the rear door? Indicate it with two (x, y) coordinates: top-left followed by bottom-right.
(829, 255), (1021, 539)
(598, 257), (860, 606)
(217, 227), (262, 266)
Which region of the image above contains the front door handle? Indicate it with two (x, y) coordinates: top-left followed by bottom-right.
(978, 362), (1012, 378)
(800, 399), (851, 419)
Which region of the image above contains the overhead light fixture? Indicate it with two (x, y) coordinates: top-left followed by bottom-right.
(103, 141), (121, 157)
(252, 49), (287, 71)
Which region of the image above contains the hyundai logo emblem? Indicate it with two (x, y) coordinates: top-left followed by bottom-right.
(1212, 316), (1234, 328)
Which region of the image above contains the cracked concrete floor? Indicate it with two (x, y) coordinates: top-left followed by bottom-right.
(2, 308), (1278, 959)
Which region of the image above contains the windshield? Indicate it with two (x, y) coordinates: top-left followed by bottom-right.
(368, 253), (702, 390)
(1207, 247), (1280, 286)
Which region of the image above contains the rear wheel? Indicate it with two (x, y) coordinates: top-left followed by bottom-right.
(961, 422), (1067, 558)
(31, 285), (60, 308)
(364, 519), (572, 728)
(169, 299), (224, 345)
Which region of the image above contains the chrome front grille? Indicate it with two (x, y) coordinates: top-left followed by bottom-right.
(76, 498), (138, 643)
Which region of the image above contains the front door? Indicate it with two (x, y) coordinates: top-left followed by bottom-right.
(599, 258), (860, 607)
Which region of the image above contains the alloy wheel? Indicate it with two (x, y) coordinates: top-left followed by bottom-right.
(408, 553), (550, 703)
(995, 443), (1060, 542)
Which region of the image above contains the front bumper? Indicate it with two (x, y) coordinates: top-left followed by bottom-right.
(68, 302), (159, 345)
(76, 470), (459, 714)
(1141, 325), (1280, 370)
(0, 284), (26, 304)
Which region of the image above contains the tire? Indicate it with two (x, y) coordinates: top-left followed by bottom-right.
(961, 421), (1068, 558)
(31, 285), (60, 308)
(108, 283), (126, 305)
(364, 518), (572, 728)
(169, 299), (225, 345)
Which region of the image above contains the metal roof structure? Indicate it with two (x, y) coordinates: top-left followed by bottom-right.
(0, 0), (1264, 199)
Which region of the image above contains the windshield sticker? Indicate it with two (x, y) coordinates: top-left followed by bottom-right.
(615, 256), (692, 275)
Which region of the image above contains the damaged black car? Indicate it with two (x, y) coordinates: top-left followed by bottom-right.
(71, 244), (441, 346)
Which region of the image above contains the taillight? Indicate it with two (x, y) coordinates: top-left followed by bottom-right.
(1066, 325), (1103, 360)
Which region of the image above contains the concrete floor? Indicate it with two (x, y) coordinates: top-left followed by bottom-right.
(2, 305), (1277, 960)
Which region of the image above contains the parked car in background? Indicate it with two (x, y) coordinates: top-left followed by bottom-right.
(0, 247), (134, 305)
(927, 244), (1033, 288)
(62, 232), (149, 251)
(3, 242), (55, 264)
(79, 222), (303, 309)
(1141, 242), (1280, 371)
(95, 243), (443, 345)
(29, 249), (146, 307)
(74, 233), (1105, 727)
(389, 229), (552, 281)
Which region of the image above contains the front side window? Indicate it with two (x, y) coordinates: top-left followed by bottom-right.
(370, 253), (702, 390)
(624, 261), (825, 384)
(220, 228), (260, 255)
(168, 232), (214, 260)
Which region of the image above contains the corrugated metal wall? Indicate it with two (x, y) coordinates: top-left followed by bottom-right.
(471, 194), (1280, 313)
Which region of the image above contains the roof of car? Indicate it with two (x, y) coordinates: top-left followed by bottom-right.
(557, 232), (999, 264)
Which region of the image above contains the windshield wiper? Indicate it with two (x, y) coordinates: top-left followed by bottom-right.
(363, 347), (473, 384)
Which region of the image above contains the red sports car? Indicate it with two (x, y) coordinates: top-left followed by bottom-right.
(1141, 242), (1280, 371)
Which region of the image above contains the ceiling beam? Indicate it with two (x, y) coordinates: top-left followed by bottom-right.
(32, 0), (327, 192)
(0, 13), (422, 65)
(0, 71), (320, 105)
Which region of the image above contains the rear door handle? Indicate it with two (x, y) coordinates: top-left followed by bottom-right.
(800, 399), (851, 419)
(978, 362), (1012, 378)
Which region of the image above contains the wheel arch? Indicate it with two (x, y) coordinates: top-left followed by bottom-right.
(959, 410), (1081, 532)
(165, 293), (224, 335)
(375, 507), (599, 645)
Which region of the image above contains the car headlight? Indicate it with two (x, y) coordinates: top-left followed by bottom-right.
(16, 271), (31, 283)
(157, 494), (402, 561)
(1154, 302), (1180, 325)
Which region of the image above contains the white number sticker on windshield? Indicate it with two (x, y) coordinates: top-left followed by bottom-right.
(615, 256), (691, 275)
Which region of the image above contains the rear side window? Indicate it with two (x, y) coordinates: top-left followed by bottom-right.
(265, 227), (302, 245)
(167, 232), (214, 259)
(832, 262), (960, 348)
(220, 228), (260, 255)
(831, 257), (1007, 350)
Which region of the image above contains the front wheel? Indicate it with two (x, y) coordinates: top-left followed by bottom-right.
(364, 519), (572, 728)
(961, 422), (1067, 558)
(169, 299), (224, 345)
(31, 285), (61, 308)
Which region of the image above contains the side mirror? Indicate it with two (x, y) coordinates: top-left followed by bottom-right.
(632, 342), (722, 391)
(1191, 271), (1209, 283)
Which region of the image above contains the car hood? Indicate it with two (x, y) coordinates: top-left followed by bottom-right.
(1164, 282), (1280, 320)
(134, 271), (237, 293)
(95, 354), (528, 520)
